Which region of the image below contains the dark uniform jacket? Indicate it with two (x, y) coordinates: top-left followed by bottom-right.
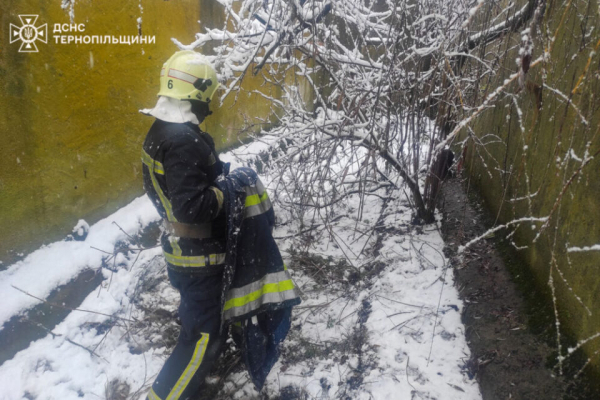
(141, 119), (226, 274)
(216, 167), (301, 323)
(216, 167), (301, 391)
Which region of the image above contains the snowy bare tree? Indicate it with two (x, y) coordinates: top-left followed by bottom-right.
(175, 0), (600, 378)
(173, 0), (547, 224)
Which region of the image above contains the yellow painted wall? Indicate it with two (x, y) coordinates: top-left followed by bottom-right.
(460, 0), (600, 379)
(0, 0), (290, 264)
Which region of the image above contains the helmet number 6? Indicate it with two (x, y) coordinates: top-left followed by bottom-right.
(167, 79), (174, 89)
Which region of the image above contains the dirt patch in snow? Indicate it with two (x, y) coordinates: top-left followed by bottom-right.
(0, 220), (163, 367)
(0, 268), (104, 366)
(440, 177), (599, 400)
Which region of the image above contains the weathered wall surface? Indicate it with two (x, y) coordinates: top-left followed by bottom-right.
(461, 0), (600, 375)
(0, 0), (288, 264)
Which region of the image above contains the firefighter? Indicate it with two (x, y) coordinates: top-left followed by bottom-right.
(140, 50), (227, 400)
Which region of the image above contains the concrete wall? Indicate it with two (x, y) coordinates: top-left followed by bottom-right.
(461, 0), (600, 375)
(0, 0), (293, 264)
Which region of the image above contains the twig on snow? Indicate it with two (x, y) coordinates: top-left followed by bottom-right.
(65, 337), (108, 362)
(11, 285), (135, 323)
(406, 356), (416, 390)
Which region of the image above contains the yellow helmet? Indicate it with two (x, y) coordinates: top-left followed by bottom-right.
(158, 50), (220, 103)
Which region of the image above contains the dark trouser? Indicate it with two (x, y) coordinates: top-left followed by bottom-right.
(147, 269), (223, 400)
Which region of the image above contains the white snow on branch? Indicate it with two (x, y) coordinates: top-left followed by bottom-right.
(545, 85), (589, 126)
(468, 2), (530, 44)
(458, 217), (549, 254)
(567, 244), (600, 253)
(509, 190), (539, 203)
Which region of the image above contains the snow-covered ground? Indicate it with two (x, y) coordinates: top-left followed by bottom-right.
(0, 197), (160, 330)
(0, 140), (481, 400)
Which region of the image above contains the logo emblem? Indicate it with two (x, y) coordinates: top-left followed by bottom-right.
(10, 15), (48, 53)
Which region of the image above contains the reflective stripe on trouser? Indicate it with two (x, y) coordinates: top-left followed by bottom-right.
(141, 149), (178, 222)
(148, 388), (161, 400)
(223, 269), (299, 320)
(244, 180), (272, 218)
(148, 270), (223, 400)
(147, 333), (220, 400)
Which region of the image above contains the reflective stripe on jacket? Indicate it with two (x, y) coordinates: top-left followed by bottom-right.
(141, 119), (226, 274)
(216, 167), (301, 323)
